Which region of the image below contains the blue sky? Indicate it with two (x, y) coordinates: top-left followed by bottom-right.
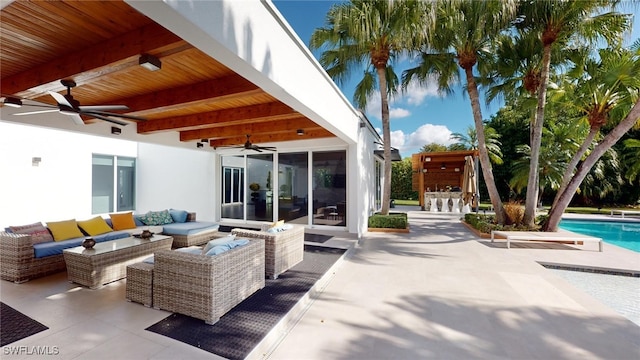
(273, 1), (640, 156)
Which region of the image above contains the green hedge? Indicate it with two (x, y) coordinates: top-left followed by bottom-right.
(368, 212), (408, 229)
(464, 213), (543, 233)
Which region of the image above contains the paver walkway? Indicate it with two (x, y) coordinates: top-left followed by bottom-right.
(268, 211), (640, 359)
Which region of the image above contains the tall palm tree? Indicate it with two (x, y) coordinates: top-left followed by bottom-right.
(550, 46), (640, 209)
(509, 119), (585, 205)
(450, 125), (503, 165)
(402, 0), (517, 224)
(546, 98), (640, 231)
(310, 0), (429, 215)
(515, 0), (631, 226)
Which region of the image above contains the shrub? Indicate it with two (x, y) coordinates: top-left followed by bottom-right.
(504, 201), (524, 225)
(368, 212), (408, 229)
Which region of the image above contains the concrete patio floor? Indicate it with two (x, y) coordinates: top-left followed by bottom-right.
(267, 211), (640, 359)
(1, 210), (638, 359)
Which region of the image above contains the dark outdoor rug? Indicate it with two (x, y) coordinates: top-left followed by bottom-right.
(0, 302), (49, 347)
(146, 244), (346, 360)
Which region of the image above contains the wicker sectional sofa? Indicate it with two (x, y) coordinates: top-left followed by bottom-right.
(0, 210), (219, 283)
(231, 225), (304, 279)
(152, 238), (265, 325)
(0, 223), (159, 283)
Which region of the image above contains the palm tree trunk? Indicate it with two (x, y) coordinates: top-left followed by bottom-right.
(550, 128), (598, 210)
(464, 67), (505, 224)
(377, 66), (392, 216)
(523, 43), (552, 227)
(545, 98), (640, 231)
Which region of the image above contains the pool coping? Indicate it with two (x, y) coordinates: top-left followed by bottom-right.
(539, 261), (640, 278)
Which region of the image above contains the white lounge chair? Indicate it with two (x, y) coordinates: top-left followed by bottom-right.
(490, 230), (603, 252)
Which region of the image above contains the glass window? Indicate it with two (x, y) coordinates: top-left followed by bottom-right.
(92, 154), (135, 214)
(312, 151), (346, 226)
(221, 155), (244, 220)
(278, 153), (308, 224)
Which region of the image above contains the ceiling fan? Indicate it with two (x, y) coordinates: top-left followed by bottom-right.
(4, 79), (145, 126)
(216, 134), (276, 152)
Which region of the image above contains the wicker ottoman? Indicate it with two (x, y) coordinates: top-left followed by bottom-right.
(126, 262), (154, 307)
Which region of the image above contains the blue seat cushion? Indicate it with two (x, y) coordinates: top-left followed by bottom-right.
(33, 231), (130, 258)
(161, 222), (219, 236)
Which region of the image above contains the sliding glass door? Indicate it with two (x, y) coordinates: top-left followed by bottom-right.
(278, 152), (308, 224)
(220, 150), (346, 227)
(246, 154), (274, 221)
(312, 151), (346, 226)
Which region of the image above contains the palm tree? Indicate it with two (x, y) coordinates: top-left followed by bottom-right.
(550, 46), (640, 210)
(546, 98), (640, 231)
(402, 0), (517, 224)
(310, 0), (429, 215)
(450, 125), (503, 165)
(509, 119), (585, 205)
(514, 0), (632, 227)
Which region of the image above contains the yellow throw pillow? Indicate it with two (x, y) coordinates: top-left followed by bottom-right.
(270, 220), (285, 229)
(77, 216), (113, 236)
(46, 219), (84, 242)
(110, 212), (136, 230)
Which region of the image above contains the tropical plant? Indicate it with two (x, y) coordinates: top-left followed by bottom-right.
(450, 125), (503, 165)
(310, 0), (428, 215)
(391, 158), (418, 200)
(513, 0), (632, 226)
(579, 147), (623, 202)
(546, 98), (640, 230)
(551, 46), (640, 209)
(509, 119), (585, 205)
(623, 138), (640, 183)
(420, 143), (448, 153)
(402, 0), (517, 224)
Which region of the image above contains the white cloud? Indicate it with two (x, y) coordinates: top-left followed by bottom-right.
(389, 108), (410, 118)
(406, 124), (455, 148)
(377, 124), (454, 156)
(404, 79), (439, 106)
(364, 75), (441, 120)
(390, 130), (406, 149)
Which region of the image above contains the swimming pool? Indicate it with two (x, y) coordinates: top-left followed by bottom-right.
(560, 219), (640, 252)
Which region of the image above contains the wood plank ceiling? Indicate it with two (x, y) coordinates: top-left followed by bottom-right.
(0, 0), (334, 148)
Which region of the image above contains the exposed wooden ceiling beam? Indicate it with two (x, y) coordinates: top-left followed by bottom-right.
(180, 117), (320, 141)
(1, 22), (185, 98)
(137, 102), (298, 133)
(210, 128), (335, 147)
(118, 74), (261, 115)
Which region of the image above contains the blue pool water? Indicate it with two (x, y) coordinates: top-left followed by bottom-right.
(560, 219), (640, 252)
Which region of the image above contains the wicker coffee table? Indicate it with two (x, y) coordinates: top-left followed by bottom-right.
(63, 235), (173, 289)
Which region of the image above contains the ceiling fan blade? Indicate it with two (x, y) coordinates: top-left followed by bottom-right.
(82, 110), (146, 121)
(86, 113), (128, 126)
(79, 105), (129, 111)
(48, 90), (73, 107)
(69, 113), (85, 125)
(12, 109), (59, 116)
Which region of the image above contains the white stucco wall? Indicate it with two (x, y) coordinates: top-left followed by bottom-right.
(136, 143), (216, 221)
(0, 121), (136, 227)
